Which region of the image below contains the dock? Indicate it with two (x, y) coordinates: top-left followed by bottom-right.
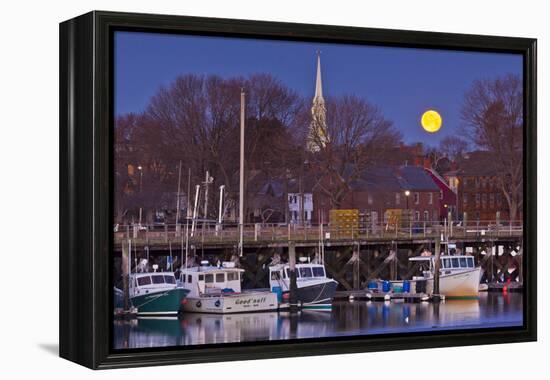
(334, 290), (432, 303)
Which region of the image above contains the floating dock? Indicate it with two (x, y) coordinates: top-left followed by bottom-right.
(334, 290), (434, 303)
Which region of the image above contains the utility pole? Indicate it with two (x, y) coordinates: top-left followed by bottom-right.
(175, 160), (182, 236)
(433, 236), (441, 302)
(191, 184), (200, 237)
(184, 168), (191, 268)
(218, 185), (225, 228)
(288, 241), (298, 313)
(239, 89), (245, 257)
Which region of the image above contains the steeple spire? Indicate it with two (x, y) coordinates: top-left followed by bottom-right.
(307, 51), (328, 153)
(314, 51), (323, 100)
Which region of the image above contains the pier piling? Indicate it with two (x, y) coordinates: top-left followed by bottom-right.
(288, 241), (298, 312)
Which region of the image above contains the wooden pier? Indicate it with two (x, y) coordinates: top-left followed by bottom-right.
(112, 222), (523, 293)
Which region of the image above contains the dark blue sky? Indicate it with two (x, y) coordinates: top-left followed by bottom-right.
(115, 31), (522, 146)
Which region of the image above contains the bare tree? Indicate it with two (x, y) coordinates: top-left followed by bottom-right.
(310, 95), (401, 208)
(439, 136), (469, 161)
(116, 73), (306, 223)
(460, 74), (523, 221)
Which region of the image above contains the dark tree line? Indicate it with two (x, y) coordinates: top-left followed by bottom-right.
(114, 73), (401, 223)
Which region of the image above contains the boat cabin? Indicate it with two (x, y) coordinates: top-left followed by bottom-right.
(129, 272), (178, 296)
(269, 263), (329, 291)
(179, 263), (244, 298)
(410, 255), (476, 273)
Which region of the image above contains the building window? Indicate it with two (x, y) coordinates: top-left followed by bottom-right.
(428, 193), (433, 205)
(414, 192), (419, 205)
(482, 193), (487, 209)
(414, 211), (420, 221)
(475, 178), (480, 188)
(395, 193), (401, 205)
(424, 210), (429, 221)
(439, 190), (443, 200)
(368, 194), (373, 205)
(496, 193), (502, 207)
(463, 193), (468, 205)
(475, 193), (481, 208)
(489, 193), (495, 209)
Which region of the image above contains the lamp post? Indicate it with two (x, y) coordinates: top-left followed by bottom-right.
(137, 165), (143, 193)
(405, 190), (410, 232)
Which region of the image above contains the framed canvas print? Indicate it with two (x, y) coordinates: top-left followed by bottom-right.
(59, 11), (537, 369)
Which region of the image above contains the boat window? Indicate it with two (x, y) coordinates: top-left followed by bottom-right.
(205, 274), (214, 283)
(137, 276), (151, 286)
(299, 267), (313, 278)
(312, 267), (325, 277)
(443, 259), (450, 268)
(164, 275), (175, 284)
(151, 275), (165, 284)
(467, 257), (475, 268)
(216, 273), (225, 283)
(451, 258), (459, 268)
(188, 274), (192, 283)
(227, 272), (238, 281)
(198, 274), (204, 282)
(459, 258), (467, 267)
(271, 271), (282, 280)
(285, 268), (299, 278)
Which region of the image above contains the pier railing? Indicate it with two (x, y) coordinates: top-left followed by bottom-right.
(113, 219), (523, 246)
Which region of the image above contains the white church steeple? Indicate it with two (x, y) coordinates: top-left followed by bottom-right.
(307, 51), (328, 153)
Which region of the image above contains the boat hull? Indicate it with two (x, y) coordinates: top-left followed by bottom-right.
(131, 287), (189, 316)
(426, 267), (481, 298)
(283, 280), (338, 307)
(181, 291), (278, 314)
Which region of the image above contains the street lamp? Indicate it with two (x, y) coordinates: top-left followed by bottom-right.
(404, 190), (411, 230)
(137, 165), (143, 193)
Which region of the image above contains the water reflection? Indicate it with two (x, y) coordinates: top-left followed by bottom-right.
(114, 292), (523, 349)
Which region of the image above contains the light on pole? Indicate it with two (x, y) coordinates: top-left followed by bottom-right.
(137, 165), (143, 193)
(404, 190), (410, 229)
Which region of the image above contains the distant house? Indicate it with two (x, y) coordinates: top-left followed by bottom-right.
(286, 177), (314, 225)
(244, 171), (315, 225)
(444, 151), (512, 222)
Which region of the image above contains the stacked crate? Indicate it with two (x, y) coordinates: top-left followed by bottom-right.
(329, 209), (359, 238)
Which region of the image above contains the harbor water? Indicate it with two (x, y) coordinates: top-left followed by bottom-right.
(113, 292), (523, 349)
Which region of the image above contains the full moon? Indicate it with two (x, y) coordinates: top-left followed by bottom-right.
(421, 110), (442, 133)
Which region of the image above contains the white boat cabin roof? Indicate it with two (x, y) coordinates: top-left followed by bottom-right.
(409, 255), (476, 269)
(180, 266), (245, 274)
(269, 263), (328, 279)
(130, 272), (177, 287)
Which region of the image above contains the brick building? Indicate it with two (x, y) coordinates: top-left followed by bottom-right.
(339, 165), (441, 224)
(444, 151), (511, 222)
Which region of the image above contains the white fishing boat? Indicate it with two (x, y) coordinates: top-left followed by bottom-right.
(179, 262), (279, 314)
(409, 255), (481, 298)
(269, 261), (338, 310)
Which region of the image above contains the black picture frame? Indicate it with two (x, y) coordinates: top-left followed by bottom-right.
(59, 10), (537, 369)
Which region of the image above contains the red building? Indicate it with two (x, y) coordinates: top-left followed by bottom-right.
(424, 167), (458, 220)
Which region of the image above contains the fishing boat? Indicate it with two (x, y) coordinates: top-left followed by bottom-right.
(179, 262), (279, 314)
(269, 261), (338, 310)
(408, 254), (481, 298)
(128, 271), (190, 316)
